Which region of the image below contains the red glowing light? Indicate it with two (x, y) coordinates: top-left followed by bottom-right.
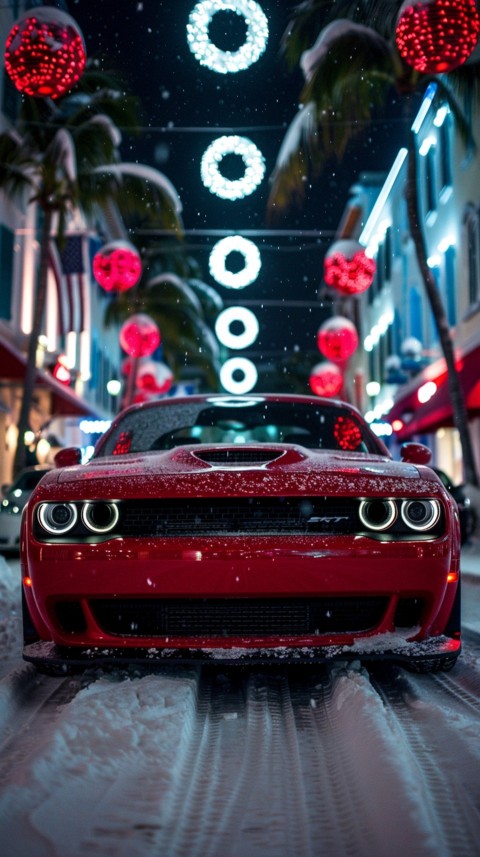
(4, 8), (86, 99)
(53, 359), (71, 384)
(309, 361), (343, 398)
(119, 314), (161, 358)
(112, 430), (133, 456)
(93, 241), (142, 293)
(317, 316), (358, 362)
(333, 416), (363, 451)
(324, 240), (376, 296)
(395, 0), (480, 74)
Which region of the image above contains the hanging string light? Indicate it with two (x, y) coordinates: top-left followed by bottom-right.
(187, 0), (269, 74)
(119, 315), (161, 359)
(395, 0), (480, 74)
(324, 240), (376, 296)
(93, 241), (142, 293)
(209, 235), (261, 288)
(309, 362), (344, 398)
(4, 7), (86, 99)
(201, 135), (265, 199)
(317, 316), (359, 362)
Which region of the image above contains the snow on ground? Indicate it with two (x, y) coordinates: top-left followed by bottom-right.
(1, 553), (480, 857)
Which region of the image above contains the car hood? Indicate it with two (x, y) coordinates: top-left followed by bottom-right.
(46, 444), (444, 500)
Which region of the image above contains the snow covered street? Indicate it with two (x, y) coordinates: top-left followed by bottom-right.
(1, 553), (480, 857)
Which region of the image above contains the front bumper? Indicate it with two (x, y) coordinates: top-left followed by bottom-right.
(23, 634), (461, 672)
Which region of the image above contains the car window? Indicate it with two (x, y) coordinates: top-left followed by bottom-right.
(13, 470), (48, 492)
(97, 401), (381, 457)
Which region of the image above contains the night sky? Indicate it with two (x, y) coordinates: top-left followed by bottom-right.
(70, 0), (407, 371)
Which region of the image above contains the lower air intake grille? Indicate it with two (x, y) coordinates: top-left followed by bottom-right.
(89, 596), (388, 638)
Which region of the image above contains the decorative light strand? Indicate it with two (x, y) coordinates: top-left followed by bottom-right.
(215, 306), (259, 349)
(187, 0), (269, 74)
(201, 135), (265, 199)
(220, 357), (258, 394)
(209, 235), (261, 288)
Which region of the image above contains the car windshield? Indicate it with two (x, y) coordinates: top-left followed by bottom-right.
(96, 398), (382, 457)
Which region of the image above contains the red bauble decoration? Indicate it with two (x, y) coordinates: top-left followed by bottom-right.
(324, 240), (376, 296)
(93, 241), (142, 293)
(317, 316), (358, 362)
(119, 314), (161, 358)
(309, 361), (343, 398)
(4, 8), (86, 99)
(395, 0), (480, 74)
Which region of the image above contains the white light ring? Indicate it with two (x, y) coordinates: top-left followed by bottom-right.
(38, 502), (78, 535)
(81, 502), (120, 534)
(400, 499), (441, 532)
(359, 498), (397, 532)
(201, 135), (265, 200)
(187, 0), (269, 74)
(220, 357), (258, 394)
(215, 306), (259, 349)
(209, 235), (261, 288)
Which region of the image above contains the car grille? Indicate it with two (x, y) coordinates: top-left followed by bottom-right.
(88, 596), (388, 638)
(119, 497), (358, 537)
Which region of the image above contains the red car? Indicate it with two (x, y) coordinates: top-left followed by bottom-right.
(21, 394), (461, 673)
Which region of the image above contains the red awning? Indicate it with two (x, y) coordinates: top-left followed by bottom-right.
(0, 333), (102, 418)
(389, 342), (480, 439)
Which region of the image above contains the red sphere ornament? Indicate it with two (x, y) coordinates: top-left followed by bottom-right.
(119, 314), (161, 359)
(395, 0), (480, 74)
(317, 316), (358, 363)
(324, 240), (376, 296)
(93, 241), (142, 293)
(309, 361), (344, 398)
(4, 8), (86, 99)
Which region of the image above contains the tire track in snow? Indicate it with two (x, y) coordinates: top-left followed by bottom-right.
(369, 664), (480, 857)
(154, 668), (314, 857)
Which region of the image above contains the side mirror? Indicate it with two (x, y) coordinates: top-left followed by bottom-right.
(54, 447), (82, 468)
(400, 442), (432, 465)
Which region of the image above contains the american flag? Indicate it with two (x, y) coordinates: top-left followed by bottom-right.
(49, 234), (90, 336)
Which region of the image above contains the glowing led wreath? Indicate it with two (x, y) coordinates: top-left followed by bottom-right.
(187, 0), (269, 74)
(209, 235), (261, 288)
(220, 357), (258, 394)
(215, 306), (259, 349)
(201, 135), (265, 200)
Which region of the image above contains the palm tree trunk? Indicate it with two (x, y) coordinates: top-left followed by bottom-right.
(13, 207), (53, 477)
(405, 134), (479, 486)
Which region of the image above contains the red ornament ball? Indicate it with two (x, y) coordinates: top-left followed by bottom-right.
(119, 314), (161, 359)
(324, 240), (376, 296)
(93, 241), (142, 293)
(317, 316), (359, 362)
(4, 8), (86, 99)
(395, 0), (480, 74)
(309, 362), (344, 398)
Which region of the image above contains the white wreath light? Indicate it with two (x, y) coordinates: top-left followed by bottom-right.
(215, 306), (259, 349)
(209, 235), (261, 288)
(201, 135), (265, 200)
(187, 0), (269, 74)
(220, 357), (258, 394)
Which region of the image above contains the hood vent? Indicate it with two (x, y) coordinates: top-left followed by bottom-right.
(194, 448), (284, 466)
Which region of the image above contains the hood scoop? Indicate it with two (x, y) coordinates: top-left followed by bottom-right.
(193, 448), (285, 466)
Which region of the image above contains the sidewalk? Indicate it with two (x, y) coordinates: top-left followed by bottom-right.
(461, 538), (480, 579)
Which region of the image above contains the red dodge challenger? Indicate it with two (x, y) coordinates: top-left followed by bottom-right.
(21, 394), (461, 673)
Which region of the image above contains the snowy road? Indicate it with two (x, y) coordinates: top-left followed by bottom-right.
(1, 556), (480, 857)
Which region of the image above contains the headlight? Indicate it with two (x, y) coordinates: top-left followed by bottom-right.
(38, 502), (78, 534)
(81, 502), (119, 533)
(359, 499), (397, 531)
(401, 499), (441, 531)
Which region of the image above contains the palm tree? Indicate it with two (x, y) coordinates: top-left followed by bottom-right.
(0, 64), (139, 474)
(104, 240), (223, 393)
(268, 0), (480, 485)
